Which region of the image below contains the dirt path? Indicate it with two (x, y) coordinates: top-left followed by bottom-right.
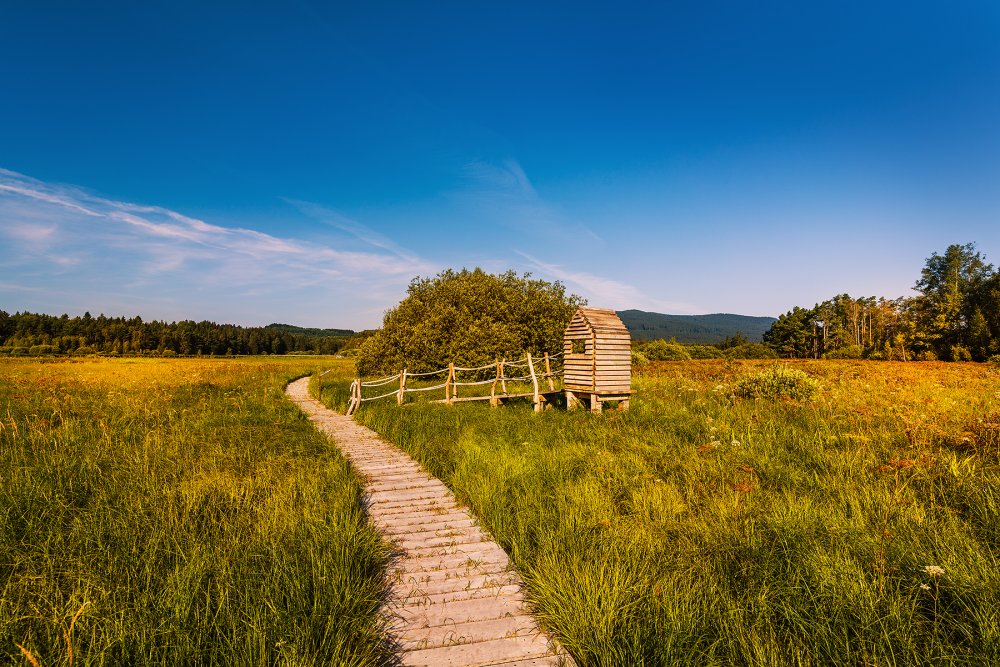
(286, 378), (572, 667)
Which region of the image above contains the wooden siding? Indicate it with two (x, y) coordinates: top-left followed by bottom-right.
(562, 307), (632, 394)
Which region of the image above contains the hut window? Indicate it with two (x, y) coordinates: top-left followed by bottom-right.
(571, 339), (587, 354)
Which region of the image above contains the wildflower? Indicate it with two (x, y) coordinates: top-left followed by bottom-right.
(922, 565), (945, 576)
(731, 439), (741, 447)
(920, 584), (931, 591)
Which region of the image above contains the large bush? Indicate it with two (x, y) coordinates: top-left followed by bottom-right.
(355, 269), (584, 376)
(734, 366), (819, 401)
(823, 345), (863, 360)
(724, 343), (778, 359)
(687, 345), (725, 359)
(642, 339), (691, 361)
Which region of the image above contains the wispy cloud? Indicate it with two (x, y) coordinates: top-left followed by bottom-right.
(516, 251), (701, 314)
(0, 168), (436, 327)
(453, 157), (604, 244)
(283, 198), (424, 263)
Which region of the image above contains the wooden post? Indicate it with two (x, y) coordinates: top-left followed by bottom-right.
(398, 369), (407, 405)
(527, 352), (542, 413)
(500, 358), (507, 396)
(490, 358), (500, 407)
(544, 352), (555, 392)
(446, 363), (455, 404)
(566, 389), (579, 411)
(347, 378), (360, 416)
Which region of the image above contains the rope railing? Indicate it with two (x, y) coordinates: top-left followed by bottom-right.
(360, 389), (401, 402)
(452, 362), (498, 372)
(406, 368), (449, 378)
(345, 351), (563, 416)
(360, 375), (400, 388)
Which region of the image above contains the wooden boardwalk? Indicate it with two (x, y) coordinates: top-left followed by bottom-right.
(286, 378), (572, 667)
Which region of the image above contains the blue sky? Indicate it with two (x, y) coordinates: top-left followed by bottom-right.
(2, 1), (999, 329)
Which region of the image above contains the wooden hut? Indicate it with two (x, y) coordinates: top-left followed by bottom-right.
(563, 307), (632, 412)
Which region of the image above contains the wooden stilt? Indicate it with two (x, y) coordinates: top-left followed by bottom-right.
(527, 353), (542, 413)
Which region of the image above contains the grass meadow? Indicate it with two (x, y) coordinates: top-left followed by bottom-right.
(322, 359), (1000, 666)
(1, 357), (389, 666)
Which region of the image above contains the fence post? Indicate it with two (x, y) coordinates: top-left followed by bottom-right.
(527, 353), (542, 413)
(544, 352), (555, 392)
(500, 358), (507, 395)
(347, 378), (360, 416)
(490, 358), (499, 407)
(446, 363), (455, 404)
(398, 369), (407, 405)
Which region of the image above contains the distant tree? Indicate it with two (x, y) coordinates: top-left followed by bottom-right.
(354, 269), (584, 375)
(912, 243), (994, 358)
(716, 332), (749, 350)
(764, 306), (815, 358)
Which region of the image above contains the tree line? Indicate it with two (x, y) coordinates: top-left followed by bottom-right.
(0, 311), (356, 357)
(764, 243), (1000, 361)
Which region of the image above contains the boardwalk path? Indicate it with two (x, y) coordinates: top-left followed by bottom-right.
(286, 378), (572, 667)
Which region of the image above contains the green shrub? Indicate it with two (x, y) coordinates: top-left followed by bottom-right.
(824, 345), (863, 359)
(989, 354), (1000, 370)
(11, 347), (29, 357)
(950, 345), (973, 362)
(28, 345), (59, 356)
(73, 346), (97, 356)
(643, 339), (690, 361)
(631, 350), (650, 366)
(734, 366), (819, 401)
(724, 343), (777, 359)
(687, 345), (724, 359)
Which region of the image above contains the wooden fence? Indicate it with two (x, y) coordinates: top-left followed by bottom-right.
(346, 352), (562, 416)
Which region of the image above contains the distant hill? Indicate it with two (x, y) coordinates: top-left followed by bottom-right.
(263, 323), (355, 337)
(617, 310), (776, 344)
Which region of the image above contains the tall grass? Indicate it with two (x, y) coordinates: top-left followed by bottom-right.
(1, 357), (390, 666)
(332, 359), (1000, 666)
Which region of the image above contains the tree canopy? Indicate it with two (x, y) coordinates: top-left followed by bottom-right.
(764, 243), (1000, 361)
(0, 312), (354, 356)
(354, 269), (584, 376)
